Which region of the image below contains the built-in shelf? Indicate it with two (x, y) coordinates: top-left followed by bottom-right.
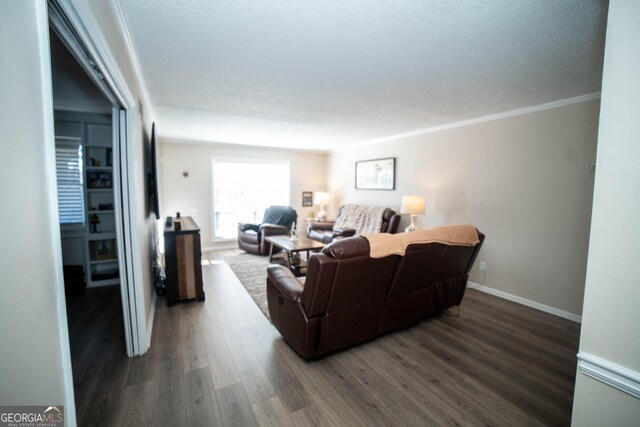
(87, 232), (116, 241)
(56, 113), (119, 288)
(89, 258), (118, 265)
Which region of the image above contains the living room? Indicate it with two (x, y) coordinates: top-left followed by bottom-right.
(2, 1), (639, 426)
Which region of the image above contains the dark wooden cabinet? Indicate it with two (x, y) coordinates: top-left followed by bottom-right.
(164, 216), (205, 306)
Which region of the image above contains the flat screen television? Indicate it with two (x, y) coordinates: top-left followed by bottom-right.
(148, 123), (160, 220)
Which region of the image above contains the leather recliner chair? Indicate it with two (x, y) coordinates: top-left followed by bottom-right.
(267, 225), (485, 359)
(307, 205), (401, 243)
(238, 206), (298, 255)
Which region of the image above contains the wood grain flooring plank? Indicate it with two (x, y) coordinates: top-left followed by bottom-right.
(114, 379), (155, 427)
(178, 304), (208, 373)
(356, 341), (477, 426)
(200, 311), (241, 390)
(185, 367), (222, 427)
(243, 323), (314, 413)
(80, 355), (130, 427)
(217, 383), (258, 427)
(332, 348), (404, 409)
(220, 314), (276, 404)
(252, 396), (294, 427)
(310, 356), (399, 426)
(421, 326), (571, 425)
(152, 357), (187, 427)
(288, 404), (338, 427)
(452, 377), (545, 427)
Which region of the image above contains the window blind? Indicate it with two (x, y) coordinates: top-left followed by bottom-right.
(56, 144), (85, 225)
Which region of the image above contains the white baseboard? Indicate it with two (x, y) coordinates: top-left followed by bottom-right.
(577, 352), (640, 399)
(145, 291), (157, 352)
(467, 281), (582, 323)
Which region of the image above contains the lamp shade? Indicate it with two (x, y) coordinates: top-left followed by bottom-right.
(400, 195), (426, 215)
(313, 191), (331, 206)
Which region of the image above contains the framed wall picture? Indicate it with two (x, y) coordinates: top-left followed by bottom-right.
(355, 157), (396, 190)
(302, 191), (313, 207)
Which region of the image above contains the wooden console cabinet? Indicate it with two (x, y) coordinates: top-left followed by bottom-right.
(164, 216), (205, 306)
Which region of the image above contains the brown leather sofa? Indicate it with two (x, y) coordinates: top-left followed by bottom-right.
(267, 226), (485, 359)
(238, 206), (298, 255)
(307, 205), (400, 243)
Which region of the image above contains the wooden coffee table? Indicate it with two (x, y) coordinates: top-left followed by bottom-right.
(265, 235), (325, 277)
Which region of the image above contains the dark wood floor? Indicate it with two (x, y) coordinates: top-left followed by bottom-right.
(67, 252), (580, 426)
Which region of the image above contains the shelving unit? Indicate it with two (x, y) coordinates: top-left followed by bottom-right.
(84, 121), (118, 287)
(55, 112), (119, 288)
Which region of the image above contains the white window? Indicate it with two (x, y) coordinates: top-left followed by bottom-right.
(56, 143), (85, 225)
(212, 159), (290, 240)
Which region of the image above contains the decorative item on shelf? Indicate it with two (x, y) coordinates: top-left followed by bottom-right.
(98, 203), (113, 211)
(89, 214), (100, 233)
(87, 171), (112, 188)
(93, 239), (115, 260)
(400, 194), (426, 232)
(106, 148), (113, 167)
(90, 157), (102, 167)
(314, 191), (331, 221)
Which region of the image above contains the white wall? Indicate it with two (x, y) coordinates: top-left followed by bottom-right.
(572, 0), (640, 424)
(160, 140), (328, 246)
(50, 29), (112, 114)
(328, 99), (600, 317)
(0, 0), (74, 420)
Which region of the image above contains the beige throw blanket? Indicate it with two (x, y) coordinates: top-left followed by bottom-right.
(334, 204), (386, 234)
(363, 224), (480, 258)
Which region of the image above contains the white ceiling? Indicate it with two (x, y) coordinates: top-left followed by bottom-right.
(118, 0), (608, 152)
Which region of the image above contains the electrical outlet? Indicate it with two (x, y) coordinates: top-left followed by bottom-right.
(480, 262), (487, 272)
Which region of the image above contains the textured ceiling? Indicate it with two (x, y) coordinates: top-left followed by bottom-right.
(118, 0), (608, 151)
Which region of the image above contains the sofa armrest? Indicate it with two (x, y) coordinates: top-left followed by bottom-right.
(308, 221), (335, 231)
(333, 227), (356, 237)
(239, 222), (260, 232)
(267, 265), (303, 302)
(260, 224), (290, 236)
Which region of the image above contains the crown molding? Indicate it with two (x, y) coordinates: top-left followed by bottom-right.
(334, 92), (601, 153)
(109, 0), (157, 123)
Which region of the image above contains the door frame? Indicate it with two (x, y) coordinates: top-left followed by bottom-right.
(48, 0), (147, 356)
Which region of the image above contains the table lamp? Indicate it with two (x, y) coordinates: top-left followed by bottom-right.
(314, 191), (331, 221)
(400, 194), (425, 232)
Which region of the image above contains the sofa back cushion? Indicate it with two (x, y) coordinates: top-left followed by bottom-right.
(380, 232), (483, 333)
(303, 237), (400, 354)
(335, 205), (399, 234)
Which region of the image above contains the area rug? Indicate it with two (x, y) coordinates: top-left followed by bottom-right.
(223, 253), (272, 320)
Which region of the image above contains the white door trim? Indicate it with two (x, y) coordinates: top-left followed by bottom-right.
(36, 1), (77, 424)
(113, 109), (137, 356)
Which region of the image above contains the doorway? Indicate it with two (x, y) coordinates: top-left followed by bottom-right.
(48, 0), (150, 358)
